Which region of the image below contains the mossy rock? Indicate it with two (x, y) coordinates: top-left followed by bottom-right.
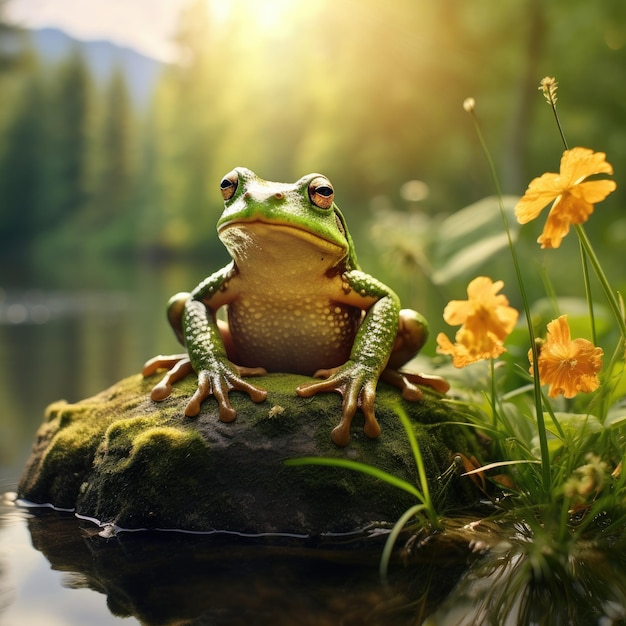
(19, 372), (482, 534)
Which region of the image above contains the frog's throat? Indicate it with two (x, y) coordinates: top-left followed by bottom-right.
(218, 219), (346, 258)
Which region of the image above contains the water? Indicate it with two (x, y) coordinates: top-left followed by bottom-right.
(1, 495), (470, 625)
(1, 496), (134, 625)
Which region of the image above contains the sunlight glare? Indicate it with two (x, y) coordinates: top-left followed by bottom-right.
(208, 0), (296, 29)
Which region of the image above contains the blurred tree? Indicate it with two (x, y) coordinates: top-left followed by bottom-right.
(0, 0), (22, 72)
(145, 0), (223, 253)
(92, 68), (137, 234)
(43, 50), (95, 231)
(0, 65), (47, 244)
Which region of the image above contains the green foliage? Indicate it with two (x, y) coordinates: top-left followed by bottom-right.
(2, 1), (626, 264)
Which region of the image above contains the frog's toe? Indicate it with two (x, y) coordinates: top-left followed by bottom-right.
(150, 357), (194, 402)
(151, 380), (173, 402)
(363, 417), (382, 440)
(296, 375), (345, 399)
(142, 353), (188, 377)
(331, 422), (352, 447)
(186, 371), (238, 422)
(359, 383), (381, 440)
(235, 365), (268, 378)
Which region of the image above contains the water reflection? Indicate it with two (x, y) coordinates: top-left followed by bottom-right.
(19, 507), (463, 626)
(5, 502), (626, 624)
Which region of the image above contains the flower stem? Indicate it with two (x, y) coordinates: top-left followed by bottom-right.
(550, 104), (569, 151)
(545, 81), (601, 346)
(574, 224), (626, 338)
(490, 357), (497, 429)
(579, 240), (597, 345)
(543, 77), (569, 151)
(467, 107), (551, 497)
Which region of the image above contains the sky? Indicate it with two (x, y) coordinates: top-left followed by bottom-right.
(6, 0), (193, 60)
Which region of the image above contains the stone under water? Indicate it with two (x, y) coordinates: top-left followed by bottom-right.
(18, 372), (481, 535)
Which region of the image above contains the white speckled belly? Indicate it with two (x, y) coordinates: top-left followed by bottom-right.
(227, 292), (361, 374)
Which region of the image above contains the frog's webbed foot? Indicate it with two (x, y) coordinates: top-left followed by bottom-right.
(296, 363), (381, 447)
(143, 353), (267, 421)
(381, 369), (450, 401)
(142, 353), (194, 401)
(185, 364), (268, 422)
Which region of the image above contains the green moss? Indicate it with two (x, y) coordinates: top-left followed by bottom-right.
(19, 372), (483, 533)
(81, 421), (215, 528)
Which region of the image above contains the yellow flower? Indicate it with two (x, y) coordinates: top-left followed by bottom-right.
(436, 277), (519, 367)
(529, 315), (603, 398)
(515, 147), (616, 249)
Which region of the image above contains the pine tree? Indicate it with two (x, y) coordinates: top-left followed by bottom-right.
(44, 49), (94, 231)
(93, 67), (137, 234)
(0, 68), (47, 245)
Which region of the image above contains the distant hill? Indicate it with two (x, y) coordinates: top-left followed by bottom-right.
(25, 27), (164, 109)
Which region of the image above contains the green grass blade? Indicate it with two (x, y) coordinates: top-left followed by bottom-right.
(380, 503), (426, 583)
(285, 457), (424, 502)
(396, 407), (431, 506)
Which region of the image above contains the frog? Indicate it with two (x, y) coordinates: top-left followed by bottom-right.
(142, 167), (449, 446)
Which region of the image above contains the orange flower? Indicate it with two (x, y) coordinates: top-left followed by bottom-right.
(515, 147), (616, 249)
(436, 277), (519, 367)
(529, 315), (603, 398)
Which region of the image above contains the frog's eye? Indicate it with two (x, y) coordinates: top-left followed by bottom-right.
(220, 171), (239, 201)
(308, 177), (334, 210)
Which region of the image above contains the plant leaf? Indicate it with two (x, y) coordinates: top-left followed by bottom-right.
(431, 195), (519, 284)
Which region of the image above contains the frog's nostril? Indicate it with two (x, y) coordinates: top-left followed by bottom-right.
(243, 192), (251, 199)
(274, 192), (284, 200)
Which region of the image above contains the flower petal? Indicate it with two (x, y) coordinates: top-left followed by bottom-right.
(514, 173), (562, 224)
(442, 300), (470, 326)
(466, 276), (505, 301)
(546, 316), (572, 343)
(575, 179), (617, 204)
(560, 147), (614, 185)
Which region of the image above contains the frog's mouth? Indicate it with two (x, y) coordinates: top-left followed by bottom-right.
(218, 218), (346, 258)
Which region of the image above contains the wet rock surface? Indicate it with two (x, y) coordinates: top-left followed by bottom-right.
(19, 372), (479, 534)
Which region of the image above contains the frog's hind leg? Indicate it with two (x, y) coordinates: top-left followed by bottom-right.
(142, 354), (194, 401)
(387, 309), (428, 370)
(383, 309), (450, 400)
(381, 369), (450, 401)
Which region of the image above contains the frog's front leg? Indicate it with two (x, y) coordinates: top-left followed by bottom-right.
(182, 299), (267, 421)
(143, 266), (267, 420)
(297, 272), (401, 446)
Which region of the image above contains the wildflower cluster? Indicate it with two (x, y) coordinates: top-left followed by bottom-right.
(439, 79), (615, 407)
(434, 76), (626, 530)
(563, 453), (609, 503)
(436, 276), (518, 367)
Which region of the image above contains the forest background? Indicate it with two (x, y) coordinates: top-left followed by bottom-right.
(1, 0), (626, 318)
